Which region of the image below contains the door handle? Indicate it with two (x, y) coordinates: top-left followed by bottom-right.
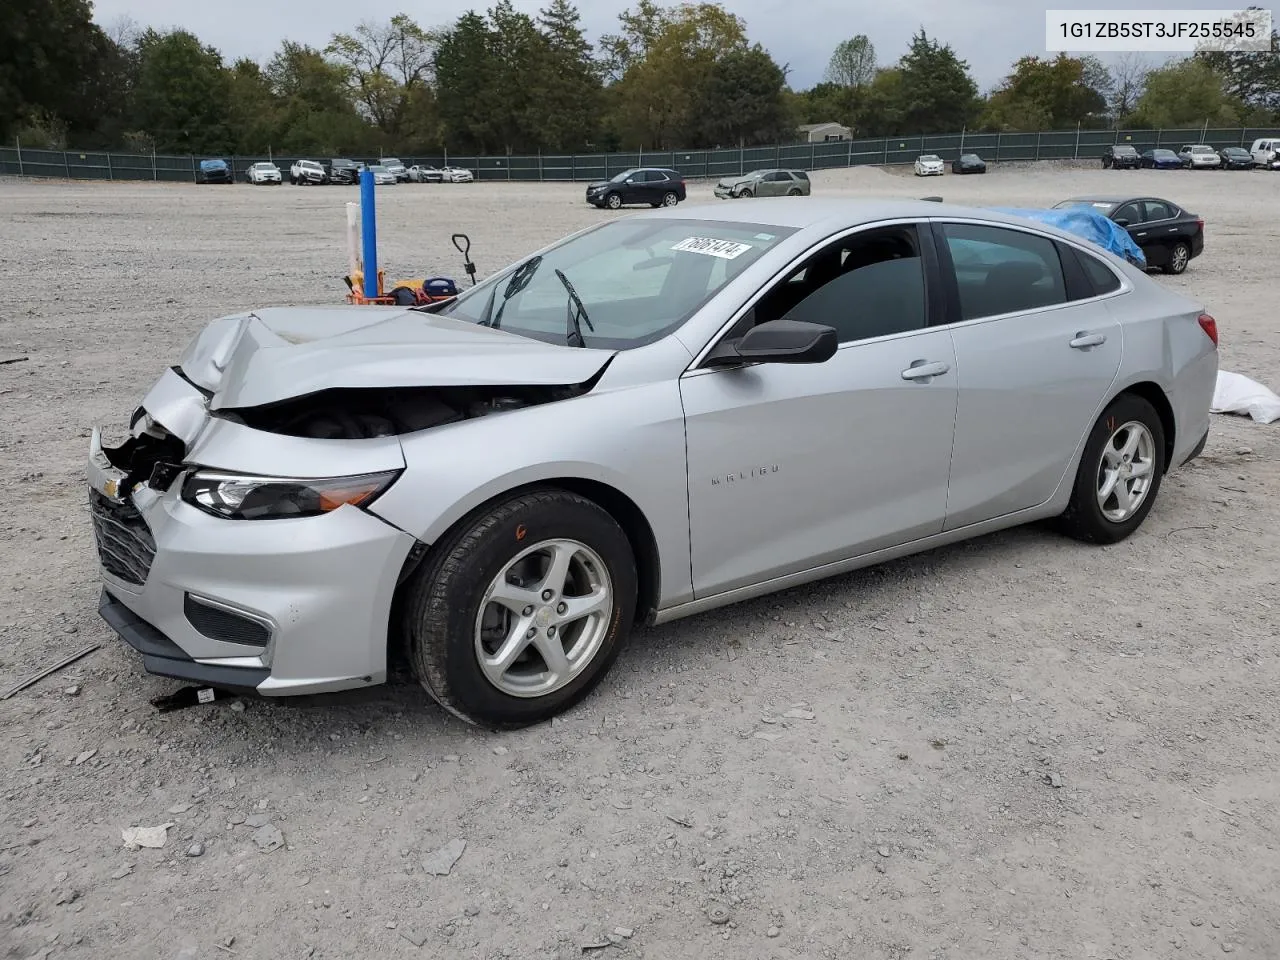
(901, 360), (950, 381)
(1070, 332), (1107, 349)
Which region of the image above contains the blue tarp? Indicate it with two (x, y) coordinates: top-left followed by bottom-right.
(988, 206), (1146, 268)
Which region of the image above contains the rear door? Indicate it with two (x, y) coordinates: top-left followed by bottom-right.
(1139, 198), (1186, 263)
(935, 220), (1123, 530)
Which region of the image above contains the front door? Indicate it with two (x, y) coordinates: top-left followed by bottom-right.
(681, 223), (959, 599)
(934, 221), (1123, 530)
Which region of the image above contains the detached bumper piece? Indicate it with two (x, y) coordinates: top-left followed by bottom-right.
(98, 590), (269, 693)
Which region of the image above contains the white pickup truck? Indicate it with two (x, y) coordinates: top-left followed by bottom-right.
(290, 159), (328, 185)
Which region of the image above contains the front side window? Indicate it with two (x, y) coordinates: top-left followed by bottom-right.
(1112, 201), (1142, 224)
(746, 226), (928, 344)
(433, 218), (794, 350)
(942, 223), (1067, 321)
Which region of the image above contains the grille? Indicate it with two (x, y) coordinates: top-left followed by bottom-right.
(184, 595), (271, 648)
(90, 491), (156, 586)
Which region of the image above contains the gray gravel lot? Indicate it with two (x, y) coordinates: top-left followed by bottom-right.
(1, 164), (1278, 960)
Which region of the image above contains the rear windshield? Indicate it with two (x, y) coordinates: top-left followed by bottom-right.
(434, 218), (797, 350)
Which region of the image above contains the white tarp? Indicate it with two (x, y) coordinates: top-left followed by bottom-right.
(1212, 370), (1280, 425)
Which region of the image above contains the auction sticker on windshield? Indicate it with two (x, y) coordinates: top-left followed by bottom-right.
(672, 237), (752, 259)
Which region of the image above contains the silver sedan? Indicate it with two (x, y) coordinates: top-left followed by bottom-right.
(89, 199), (1219, 727)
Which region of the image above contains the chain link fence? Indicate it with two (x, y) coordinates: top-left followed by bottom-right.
(2, 128), (1275, 184)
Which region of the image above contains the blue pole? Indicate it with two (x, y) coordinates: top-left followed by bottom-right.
(360, 169), (378, 299)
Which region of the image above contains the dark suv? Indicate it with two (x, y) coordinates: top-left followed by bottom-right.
(586, 168), (686, 209)
(1102, 145), (1142, 169)
(327, 158), (366, 185)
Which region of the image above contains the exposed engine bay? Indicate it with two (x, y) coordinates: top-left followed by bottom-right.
(217, 380), (600, 440)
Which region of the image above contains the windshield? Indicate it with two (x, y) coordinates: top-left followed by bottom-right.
(920, 155), (940, 161)
(1115, 146), (1137, 154)
(1190, 145), (1214, 153)
(1153, 150), (1176, 157)
(609, 169), (638, 183)
(369, 165), (387, 172)
(253, 163), (275, 169)
(433, 218), (796, 349)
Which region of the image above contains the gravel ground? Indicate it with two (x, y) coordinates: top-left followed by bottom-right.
(1, 165), (1278, 960)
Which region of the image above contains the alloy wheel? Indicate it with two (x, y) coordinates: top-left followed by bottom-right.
(474, 539), (613, 698)
(1096, 420), (1156, 522)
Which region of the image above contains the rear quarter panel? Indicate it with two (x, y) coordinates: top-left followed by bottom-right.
(1110, 273), (1217, 468)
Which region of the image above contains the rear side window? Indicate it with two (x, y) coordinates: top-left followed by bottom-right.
(942, 223), (1067, 321)
(1073, 248), (1123, 296)
(793, 171), (809, 181)
(1144, 200), (1176, 221)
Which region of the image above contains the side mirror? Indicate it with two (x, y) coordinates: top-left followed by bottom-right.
(1114, 218), (1131, 227)
(704, 318), (838, 367)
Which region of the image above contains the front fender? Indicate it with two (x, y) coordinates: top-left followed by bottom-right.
(369, 380), (694, 609)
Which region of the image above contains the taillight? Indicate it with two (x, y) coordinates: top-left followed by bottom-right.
(1198, 313), (1218, 347)
(1196, 218), (1204, 232)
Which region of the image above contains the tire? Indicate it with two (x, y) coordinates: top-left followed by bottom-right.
(1162, 241), (1190, 275)
(787, 187), (802, 196)
(739, 188), (754, 198)
(605, 192), (622, 209)
(1102, 158), (1111, 168)
(661, 191), (679, 206)
(404, 488), (638, 728)
(1059, 393), (1165, 545)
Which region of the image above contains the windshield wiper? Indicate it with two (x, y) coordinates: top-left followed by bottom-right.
(554, 269), (595, 348)
(482, 255), (542, 329)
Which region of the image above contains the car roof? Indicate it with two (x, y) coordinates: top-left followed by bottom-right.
(630, 197), (1139, 234)
(1061, 195), (1180, 209)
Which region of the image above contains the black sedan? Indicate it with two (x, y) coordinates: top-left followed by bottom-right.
(1218, 147), (1256, 170)
(951, 153), (986, 174)
(1101, 144), (1142, 169)
(1054, 194), (1204, 275)
(1141, 149), (1183, 170)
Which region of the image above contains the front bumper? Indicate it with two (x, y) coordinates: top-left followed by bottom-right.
(88, 421), (418, 696)
(713, 186), (735, 198)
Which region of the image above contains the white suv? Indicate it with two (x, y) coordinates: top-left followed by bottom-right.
(1178, 144), (1221, 169)
(246, 162), (282, 185)
(1250, 137), (1280, 169)
(290, 159), (328, 185)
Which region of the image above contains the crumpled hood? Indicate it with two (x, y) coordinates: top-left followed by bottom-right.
(717, 174), (754, 187)
(177, 305), (616, 410)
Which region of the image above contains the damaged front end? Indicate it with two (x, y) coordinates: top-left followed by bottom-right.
(86, 303), (617, 697)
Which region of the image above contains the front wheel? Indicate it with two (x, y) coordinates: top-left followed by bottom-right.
(605, 192), (622, 210)
(405, 489), (637, 728)
(1162, 241), (1190, 275)
(738, 188), (754, 198)
(1059, 394), (1165, 545)
(661, 191), (679, 206)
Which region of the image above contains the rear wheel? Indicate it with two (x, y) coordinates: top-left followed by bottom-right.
(1163, 241), (1190, 275)
(786, 187), (802, 196)
(1059, 394), (1165, 544)
(405, 489), (637, 728)
(661, 191), (679, 206)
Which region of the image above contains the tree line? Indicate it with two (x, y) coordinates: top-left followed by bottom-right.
(4, 0), (1278, 158)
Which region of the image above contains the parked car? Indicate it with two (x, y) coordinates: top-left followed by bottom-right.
(246, 161), (282, 185)
(585, 167), (685, 208)
(381, 157), (409, 182)
(1141, 149), (1183, 170)
(88, 199), (1217, 727)
(409, 165), (444, 183)
(1054, 195), (1204, 274)
(951, 153), (987, 174)
(196, 159), (233, 184)
(327, 159), (365, 184)
(1217, 147), (1255, 170)
(714, 169), (810, 199)
(367, 164), (398, 186)
(1178, 144), (1221, 169)
(1248, 136), (1280, 168)
(441, 166), (475, 183)
(914, 154), (944, 176)
(290, 159), (328, 185)
(1101, 144), (1141, 169)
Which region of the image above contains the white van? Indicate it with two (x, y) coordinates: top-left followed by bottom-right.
(1249, 137), (1280, 168)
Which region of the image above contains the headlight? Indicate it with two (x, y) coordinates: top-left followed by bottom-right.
(181, 469), (400, 520)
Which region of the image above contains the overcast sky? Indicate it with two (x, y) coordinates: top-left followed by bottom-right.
(89, 0), (1271, 91)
